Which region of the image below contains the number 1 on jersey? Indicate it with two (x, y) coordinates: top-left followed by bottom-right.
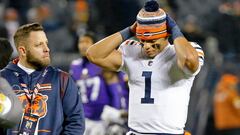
(141, 71), (154, 104)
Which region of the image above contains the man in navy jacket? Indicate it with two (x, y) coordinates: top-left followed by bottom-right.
(0, 23), (85, 135)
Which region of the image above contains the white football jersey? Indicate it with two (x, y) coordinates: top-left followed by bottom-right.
(118, 39), (204, 134)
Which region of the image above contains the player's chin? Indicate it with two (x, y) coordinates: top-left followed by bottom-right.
(42, 58), (51, 66)
(146, 53), (156, 58)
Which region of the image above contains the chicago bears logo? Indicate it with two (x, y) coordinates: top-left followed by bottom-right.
(18, 93), (48, 118)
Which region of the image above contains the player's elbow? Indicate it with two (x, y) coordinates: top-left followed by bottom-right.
(86, 49), (96, 63)
(187, 52), (198, 63)
(86, 49), (103, 67)
(185, 53), (199, 72)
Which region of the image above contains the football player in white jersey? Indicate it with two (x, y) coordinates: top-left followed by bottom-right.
(86, 0), (204, 135)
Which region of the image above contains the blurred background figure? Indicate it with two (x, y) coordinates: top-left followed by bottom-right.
(213, 72), (240, 135)
(210, 0), (240, 61)
(27, 3), (74, 54)
(0, 38), (13, 69)
(93, 0), (140, 36)
(69, 32), (128, 135)
(0, 38), (23, 129)
(2, 8), (19, 58)
(26, 2), (76, 71)
(182, 14), (206, 46)
(72, 0), (89, 38)
(0, 77), (23, 129)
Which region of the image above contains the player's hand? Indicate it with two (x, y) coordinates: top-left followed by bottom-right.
(120, 111), (128, 119)
(120, 22), (136, 41)
(102, 70), (119, 84)
(130, 22), (137, 34)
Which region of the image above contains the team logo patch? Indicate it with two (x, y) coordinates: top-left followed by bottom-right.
(148, 61), (153, 66)
(18, 93), (48, 118)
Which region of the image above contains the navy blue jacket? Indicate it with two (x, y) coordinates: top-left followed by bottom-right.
(0, 61), (85, 135)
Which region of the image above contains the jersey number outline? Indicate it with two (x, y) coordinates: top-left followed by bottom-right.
(76, 76), (100, 103)
(141, 71), (154, 104)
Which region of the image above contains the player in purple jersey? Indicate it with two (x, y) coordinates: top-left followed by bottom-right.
(70, 32), (128, 135)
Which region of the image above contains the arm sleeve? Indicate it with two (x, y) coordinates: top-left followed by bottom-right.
(61, 75), (85, 135)
(117, 43), (127, 72)
(183, 42), (205, 76)
(0, 77), (23, 128)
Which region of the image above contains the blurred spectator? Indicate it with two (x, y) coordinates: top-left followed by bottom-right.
(182, 14), (206, 45)
(0, 25), (8, 38)
(73, 0), (89, 36)
(0, 38), (13, 69)
(204, 36), (223, 90)
(25, 2), (76, 71)
(68, 0), (90, 53)
(27, 3), (74, 53)
(3, 8), (20, 58)
(7, 0), (31, 24)
(94, 0), (140, 36)
(232, 0), (240, 16)
(213, 73), (240, 135)
(210, 0), (240, 59)
(0, 77), (23, 129)
(0, 38), (23, 132)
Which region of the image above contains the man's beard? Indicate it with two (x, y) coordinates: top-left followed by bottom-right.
(26, 50), (50, 69)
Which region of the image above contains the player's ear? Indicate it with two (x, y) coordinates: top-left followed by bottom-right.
(18, 45), (27, 56)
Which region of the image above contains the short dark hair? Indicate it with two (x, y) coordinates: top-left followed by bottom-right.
(81, 31), (97, 43)
(13, 22), (44, 48)
(0, 38), (13, 69)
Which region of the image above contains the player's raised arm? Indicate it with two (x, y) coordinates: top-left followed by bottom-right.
(86, 24), (136, 71)
(166, 15), (199, 73)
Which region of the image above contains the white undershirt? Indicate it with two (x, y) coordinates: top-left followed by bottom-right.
(17, 62), (35, 75)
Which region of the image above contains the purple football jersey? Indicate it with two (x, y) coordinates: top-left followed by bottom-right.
(118, 72), (129, 110)
(70, 58), (125, 120)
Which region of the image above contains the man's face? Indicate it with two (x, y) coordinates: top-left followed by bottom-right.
(140, 38), (168, 58)
(78, 36), (93, 57)
(25, 31), (50, 68)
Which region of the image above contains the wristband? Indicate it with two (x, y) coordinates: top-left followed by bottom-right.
(119, 27), (134, 41)
(171, 25), (184, 40)
(166, 14), (177, 29)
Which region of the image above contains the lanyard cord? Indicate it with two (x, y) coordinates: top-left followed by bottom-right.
(17, 67), (48, 112)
